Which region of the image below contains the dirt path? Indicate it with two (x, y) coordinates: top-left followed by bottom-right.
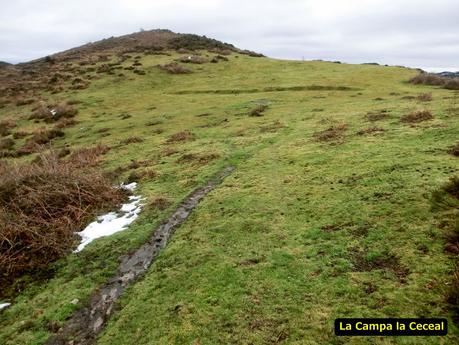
(46, 166), (235, 345)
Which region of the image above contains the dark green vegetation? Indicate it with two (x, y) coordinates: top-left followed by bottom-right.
(0, 30), (458, 344)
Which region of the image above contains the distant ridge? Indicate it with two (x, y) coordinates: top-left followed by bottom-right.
(436, 71), (459, 78)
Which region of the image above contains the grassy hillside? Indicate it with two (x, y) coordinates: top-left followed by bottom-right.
(0, 43), (458, 344)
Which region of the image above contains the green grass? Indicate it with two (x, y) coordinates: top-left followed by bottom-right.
(0, 52), (458, 344)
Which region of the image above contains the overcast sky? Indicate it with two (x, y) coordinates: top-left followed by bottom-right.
(1, 0), (458, 71)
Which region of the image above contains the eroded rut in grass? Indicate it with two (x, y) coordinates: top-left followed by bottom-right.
(46, 166), (235, 345)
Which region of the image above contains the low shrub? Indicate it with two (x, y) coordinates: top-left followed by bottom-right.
(168, 34), (234, 51)
(12, 131), (29, 139)
(67, 144), (110, 167)
(121, 136), (144, 144)
(366, 110), (388, 122)
(0, 119), (17, 137)
(260, 120), (285, 133)
(313, 124), (348, 142)
(19, 129), (65, 154)
(445, 79), (459, 90)
(149, 197), (171, 210)
(0, 152), (125, 280)
(0, 138), (15, 150)
(28, 128), (65, 146)
(409, 73), (459, 90)
(127, 169), (157, 183)
(211, 55), (229, 63)
(30, 102), (78, 122)
(15, 98), (35, 106)
(166, 130), (194, 143)
(400, 110), (433, 123)
(249, 104), (268, 117)
(176, 153), (219, 165)
(55, 118), (78, 129)
(158, 62), (192, 74)
(409, 73), (445, 86)
(356, 127), (385, 135)
(177, 55), (208, 64)
(448, 142), (459, 157)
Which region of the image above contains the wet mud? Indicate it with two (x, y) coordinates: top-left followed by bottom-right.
(46, 166), (235, 345)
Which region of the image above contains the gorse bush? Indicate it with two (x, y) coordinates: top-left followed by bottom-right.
(29, 102), (78, 122)
(409, 73), (445, 86)
(158, 62), (192, 74)
(168, 34), (234, 51)
(177, 55), (208, 64)
(445, 79), (459, 90)
(17, 128), (65, 155)
(0, 151), (125, 280)
(409, 73), (459, 90)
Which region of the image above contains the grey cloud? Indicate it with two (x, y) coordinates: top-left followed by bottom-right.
(0, 0), (458, 70)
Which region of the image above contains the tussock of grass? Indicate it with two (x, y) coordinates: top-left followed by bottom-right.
(0, 137), (15, 150)
(313, 123), (347, 142)
(176, 152), (219, 165)
(448, 142), (459, 157)
(400, 110), (433, 123)
(417, 92), (433, 102)
(259, 120), (285, 133)
(356, 126), (385, 135)
(55, 118), (78, 129)
(0, 119), (16, 136)
(19, 128), (65, 154)
(120, 136), (144, 145)
(148, 197), (171, 210)
(365, 109), (389, 121)
(166, 130), (194, 143)
(249, 104), (268, 117)
(127, 168), (157, 182)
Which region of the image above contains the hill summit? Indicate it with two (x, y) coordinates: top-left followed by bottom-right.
(32, 29), (263, 64)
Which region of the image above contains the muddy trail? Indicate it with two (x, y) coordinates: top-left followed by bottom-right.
(46, 166), (235, 345)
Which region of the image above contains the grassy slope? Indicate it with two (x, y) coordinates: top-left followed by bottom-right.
(0, 53), (458, 344)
